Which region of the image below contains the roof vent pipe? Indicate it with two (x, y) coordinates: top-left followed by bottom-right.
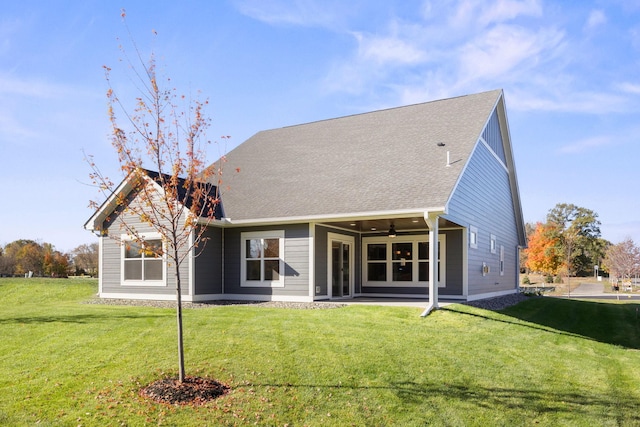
(446, 151), (451, 167)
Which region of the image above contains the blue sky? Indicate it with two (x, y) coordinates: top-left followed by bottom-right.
(1, 0), (639, 252)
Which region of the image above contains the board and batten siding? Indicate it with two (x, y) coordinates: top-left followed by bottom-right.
(223, 224), (311, 297)
(440, 229), (463, 296)
(446, 139), (519, 297)
(99, 190), (190, 298)
(193, 226), (223, 295)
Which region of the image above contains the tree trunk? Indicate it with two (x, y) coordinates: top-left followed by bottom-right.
(175, 252), (185, 382)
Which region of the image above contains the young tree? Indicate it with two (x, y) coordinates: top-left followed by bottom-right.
(602, 238), (640, 282)
(87, 13), (227, 382)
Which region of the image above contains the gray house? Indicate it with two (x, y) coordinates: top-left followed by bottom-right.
(85, 89), (526, 314)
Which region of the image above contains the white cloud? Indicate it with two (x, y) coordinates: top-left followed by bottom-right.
(0, 74), (66, 98)
(315, 1), (640, 118)
(616, 82), (640, 95)
(354, 31), (426, 66)
(447, 0), (542, 30)
(233, 0), (350, 29)
(584, 9), (607, 31)
(510, 89), (631, 114)
(557, 136), (614, 154)
(478, 0), (543, 26)
(458, 24), (564, 83)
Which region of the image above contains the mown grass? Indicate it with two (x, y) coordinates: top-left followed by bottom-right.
(1, 278), (639, 426)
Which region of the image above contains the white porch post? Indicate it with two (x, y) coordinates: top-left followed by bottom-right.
(421, 212), (440, 317)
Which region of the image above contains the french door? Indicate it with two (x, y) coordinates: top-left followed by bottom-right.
(328, 233), (354, 298)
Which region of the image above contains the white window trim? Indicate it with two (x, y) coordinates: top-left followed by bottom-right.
(120, 233), (167, 287)
(490, 234), (497, 254)
(500, 245), (505, 276)
(240, 230), (285, 288)
(469, 226), (478, 249)
(362, 235), (446, 288)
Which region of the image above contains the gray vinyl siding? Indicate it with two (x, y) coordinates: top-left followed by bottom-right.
(482, 109), (506, 165)
(446, 140), (519, 296)
(223, 224), (311, 296)
(99, 197), (190, 297)
(314, 227), (328, 296)
(193, 226), (223, 295)
(440, 229), (463, 296)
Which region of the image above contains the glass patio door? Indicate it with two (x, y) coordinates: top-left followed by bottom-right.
(331, 240), (352, 298)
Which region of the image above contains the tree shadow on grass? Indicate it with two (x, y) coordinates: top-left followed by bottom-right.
(443, 298), (640, 349)
(248, 380), (640, 422)
(0, 312), (168, 324)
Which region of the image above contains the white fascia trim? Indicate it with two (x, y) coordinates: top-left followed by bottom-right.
(466, 288), (518, 302)
(98, 236), (104, 295)
(84, 175), (137, 231)
(219, 208), (445, 227)
(188, 230), (195, 298)
(309, 223), (316, 298)
(479, 136), (509, 172)
(84, 171), (166, 232)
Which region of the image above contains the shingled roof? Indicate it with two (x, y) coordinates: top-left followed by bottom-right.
(85, 168), (220, 232)
(219, 89), (503, 222)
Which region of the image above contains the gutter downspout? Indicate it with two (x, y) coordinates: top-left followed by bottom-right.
(421, 211), (441, 317)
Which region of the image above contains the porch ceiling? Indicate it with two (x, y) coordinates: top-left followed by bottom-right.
(322, 216), (460, 235)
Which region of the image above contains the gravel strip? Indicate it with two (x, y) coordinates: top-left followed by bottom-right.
(85, 292), (533, 311)
(461, 292), (535, 311)
(84, 298), (347, 310)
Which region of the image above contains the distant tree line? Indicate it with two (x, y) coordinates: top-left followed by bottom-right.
(0, 240), (98, 278)
(521, 202), (640, 282)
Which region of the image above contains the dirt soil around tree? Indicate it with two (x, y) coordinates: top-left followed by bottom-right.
(140, 376), (229, 406)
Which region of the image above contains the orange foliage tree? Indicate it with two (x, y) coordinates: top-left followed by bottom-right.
(525, 222), (563, 277)
(87, 12), (229, 382)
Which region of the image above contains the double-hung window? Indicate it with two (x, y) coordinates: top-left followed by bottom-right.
(122, 235), (165, 285)
(241, 231), (284, 287)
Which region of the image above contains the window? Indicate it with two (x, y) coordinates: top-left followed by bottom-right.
(363, 235), (445, 287)
(418, 242), (440, 283)
(500, 245), (505, 276)
(469, 226), (478, 249)
(366, 243), (387, 281)
(392, 242), (413, 281)
(122, 235), (165, 285)
(490, 234), (497, 254)
(241, 231), (284, 287)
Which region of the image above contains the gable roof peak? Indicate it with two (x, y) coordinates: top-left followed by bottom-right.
(219, 89), (505, 222)
(275, 89), (503, 132)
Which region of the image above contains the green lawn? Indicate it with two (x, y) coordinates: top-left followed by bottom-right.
(1, 278), (639, 426)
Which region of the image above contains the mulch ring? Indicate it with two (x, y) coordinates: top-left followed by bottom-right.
(140, 376), (229, 406)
